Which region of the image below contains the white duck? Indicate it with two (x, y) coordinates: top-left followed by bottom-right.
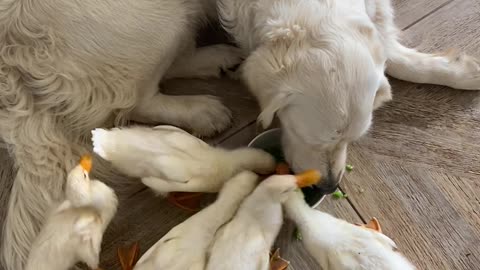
(133, 171), (259, 270)
(284, 191), (416, 270)
(25, 156), (118, 270)
(206, 171), (320, 270)
(92, 125), (275, 193)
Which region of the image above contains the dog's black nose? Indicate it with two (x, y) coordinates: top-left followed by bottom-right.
(316, 168), (342, 194)
(317, 182), (339, 194)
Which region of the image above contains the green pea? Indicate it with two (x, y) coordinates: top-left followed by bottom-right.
(346, 164), (354, 172)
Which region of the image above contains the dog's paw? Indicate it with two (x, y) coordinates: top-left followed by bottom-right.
(444, 50), (480, 90)
(222, 62), (243, 80)
(215, 44), (244, 69)
(184, 95), (233, 137)
(207, 44), (244, 78)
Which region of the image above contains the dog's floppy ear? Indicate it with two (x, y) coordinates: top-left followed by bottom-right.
(257, 92), (293, 129)
(373, 76), (392, 110)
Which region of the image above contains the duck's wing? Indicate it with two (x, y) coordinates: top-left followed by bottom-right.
(92, 126), (209, 179)
(136, 223), (186, 265)
(92, 125), (206, 161)
(152, 125), (209, 148)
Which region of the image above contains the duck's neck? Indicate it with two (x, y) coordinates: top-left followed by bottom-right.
(89, 181), (118, 229)
(284, 191), (316, 225)
(197, 182), (253, 228)
(226, 148), (275, 174)
(239, 189), (284, 245)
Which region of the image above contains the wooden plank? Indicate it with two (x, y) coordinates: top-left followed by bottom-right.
(398, 0), (480, 54)
(341, 148), (480, 269)
(392, 0), (451, 30)
(340, 1), (480, 269)
(218, 122), (258, 148)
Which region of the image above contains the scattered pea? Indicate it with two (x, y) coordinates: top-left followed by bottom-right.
(346, 164), (354, 172)
(332, 190), (348, 199)
(294, 228), (303, 241)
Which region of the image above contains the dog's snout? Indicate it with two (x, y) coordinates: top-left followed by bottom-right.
(317, 168), (342, 194)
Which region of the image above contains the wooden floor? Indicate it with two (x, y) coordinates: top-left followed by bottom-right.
(0, 0), (479, 269)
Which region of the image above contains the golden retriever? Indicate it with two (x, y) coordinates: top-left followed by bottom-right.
(218, 0), (480, 193)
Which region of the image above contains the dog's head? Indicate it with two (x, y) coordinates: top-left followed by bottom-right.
(243, 24), (390, 193)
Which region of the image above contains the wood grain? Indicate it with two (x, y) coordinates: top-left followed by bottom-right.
(399, 0), (480, 53)
(392, 0), (452, 30)
(341, 149), (480, 269)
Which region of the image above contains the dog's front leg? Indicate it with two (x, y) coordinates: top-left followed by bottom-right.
(130, 79), (232, 137)
(165, 44), (244, 79)
(385, 40), (480, 90)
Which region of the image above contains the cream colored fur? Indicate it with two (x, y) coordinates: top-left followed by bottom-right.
(0, 1), (242, 269)
(218, 0), (480, 192)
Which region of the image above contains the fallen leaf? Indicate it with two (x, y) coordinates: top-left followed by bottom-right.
(167, 192), (204, 212)
(117, 242), (140, 270)
(275, 162), (291, 175)
(270, 248), (290, 270)
(355, 217), (382, 233)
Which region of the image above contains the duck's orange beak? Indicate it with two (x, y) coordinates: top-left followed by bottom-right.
(295, 170), (321, 188)
(80, 154), (92, 173)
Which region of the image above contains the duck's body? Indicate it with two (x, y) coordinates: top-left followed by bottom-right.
(25, 158), (118, 270)
(284, 191), (415, 270)
(92, 126), (275, 193)
(25, 206), (104, 270)
(134, 171), (258, 270)
(207, 175), (300, 270)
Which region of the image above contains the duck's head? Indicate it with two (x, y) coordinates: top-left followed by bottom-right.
(261, 170), (321, 203)
(66, 155), (93, 206)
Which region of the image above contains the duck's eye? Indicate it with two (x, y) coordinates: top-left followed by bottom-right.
(83, 173), (87, 179)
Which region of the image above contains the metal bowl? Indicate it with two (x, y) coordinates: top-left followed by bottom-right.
(248, 128), (326, 208)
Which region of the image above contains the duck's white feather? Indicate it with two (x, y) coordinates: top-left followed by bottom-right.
(25, 165), (118, 270)
(134, 171), (258, 270)
(284, 191), (415, 270)
(92, 126), (275, 193)
(207, 175), (298, 270)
